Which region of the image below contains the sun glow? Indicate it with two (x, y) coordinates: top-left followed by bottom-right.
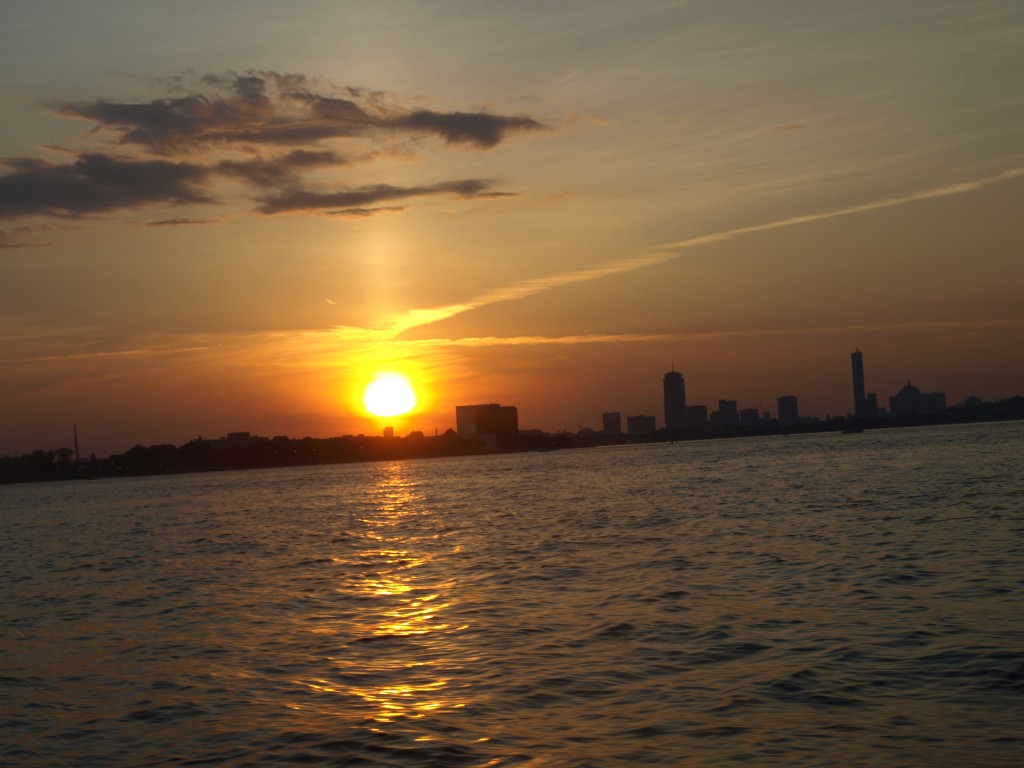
(362, 373), (418, 417)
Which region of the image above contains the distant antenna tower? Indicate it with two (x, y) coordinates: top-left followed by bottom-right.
(73, 424), (80, 465)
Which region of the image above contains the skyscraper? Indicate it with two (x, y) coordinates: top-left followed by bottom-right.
(777, 395), (799, 428)
(851, 349), (866, 419)
(663, 368), (686, 431)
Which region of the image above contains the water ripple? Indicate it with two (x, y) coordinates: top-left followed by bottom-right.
(2, 422), (1023, 766)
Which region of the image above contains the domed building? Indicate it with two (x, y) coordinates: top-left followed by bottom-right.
(889, 381), (947, 417)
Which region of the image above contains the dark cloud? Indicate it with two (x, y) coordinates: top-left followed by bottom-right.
(393, 110), (544, 148)
(217, 149), (345, 188)
(146, 217), (218, 227)
(3, 72), (540, 226)
(291, 91), (376, 126)
(60, 71), (546, 152)
(257, 179), (505, 214)
(62, 73), (280, 152)
(0, 154), (211, 220)
(326, 206), (406, 219)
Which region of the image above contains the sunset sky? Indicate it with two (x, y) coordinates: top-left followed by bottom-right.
(2, 1), (1023, 456)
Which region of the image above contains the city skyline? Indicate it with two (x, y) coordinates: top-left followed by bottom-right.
(5, 346), (995, 458)
(2, 2), (1023, 455)
(559, 348), (962, 436)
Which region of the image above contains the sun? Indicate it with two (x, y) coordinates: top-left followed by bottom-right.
(362, 373), (417, 418)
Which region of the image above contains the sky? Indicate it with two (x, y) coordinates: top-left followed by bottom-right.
(2, 0), (1023, 456)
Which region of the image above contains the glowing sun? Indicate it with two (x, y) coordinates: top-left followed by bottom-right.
(362, 373), (417, 417)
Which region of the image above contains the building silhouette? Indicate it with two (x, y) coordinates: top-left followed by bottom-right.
(663, 368), (686, 431)
(777, 395), (799, 428)
(852, 349), (866, 418)
(456, 403), (519, 450)
(739, 407), (759, 428)
(889, 382), (947, 417)
(601, 411), (622, 435)
(627, 415), (656, 435)
(851, 349), (880, 419)
(865, 393), (879, 417)
(685, 405), (708, 428)
(224, 431), (253, 448)
(713, 399), (739, 429)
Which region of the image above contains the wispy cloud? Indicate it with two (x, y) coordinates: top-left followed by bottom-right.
(403, 317), (1024, 349)
(146, 217), (218, 227)
(391, 167), (1024, 338)
(8, 318), (1021, 396)
(257, 178), (510, 214)
(325, 206), (405, 219)
(0, 229), (45, 248)
(2, 342), (217, 366)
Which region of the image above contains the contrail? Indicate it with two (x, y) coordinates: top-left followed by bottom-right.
(388, 167), (1023, 338)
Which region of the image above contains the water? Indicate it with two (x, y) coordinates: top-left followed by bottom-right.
(2, 421), (1023, 767)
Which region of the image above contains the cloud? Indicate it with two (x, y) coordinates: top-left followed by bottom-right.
(60, 71), (546, 152)
(217, 149), (346, 188)
(406, 318), (1024, 349)
(0, 231), (34, 248)
(0, 223), (55, 249)
(423, 333), (678, 347)
(325, 206), (406, 219)
(0, 153), (211, 220)
(62, 74), (283, 152)
(389, 167), (1024, 338)
(146, 217), (218, 227)
(391, 110), (544, 148)
(0, 71), (543, 226)
(256, 179), (508, 214)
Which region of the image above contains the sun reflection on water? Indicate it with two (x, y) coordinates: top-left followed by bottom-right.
(325, 462), (466, 724)
(348, 679), (461, 723)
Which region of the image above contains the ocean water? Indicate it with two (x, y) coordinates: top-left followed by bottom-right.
(2, 421), (1023, 767)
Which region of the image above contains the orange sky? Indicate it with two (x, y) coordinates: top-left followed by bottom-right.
(2, 2), (1023, 455)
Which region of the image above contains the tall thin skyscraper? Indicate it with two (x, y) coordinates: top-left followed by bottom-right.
(663, 368), (686, 431)
(851, 350), (866, 418)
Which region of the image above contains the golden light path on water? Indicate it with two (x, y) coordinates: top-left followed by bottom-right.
(297, 462), (472, 731)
